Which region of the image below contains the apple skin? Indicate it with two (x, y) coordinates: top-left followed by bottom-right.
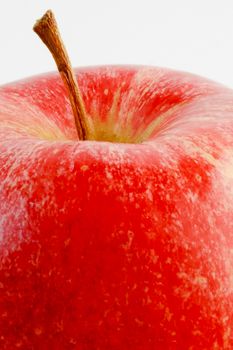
(0, 65), (233, 349)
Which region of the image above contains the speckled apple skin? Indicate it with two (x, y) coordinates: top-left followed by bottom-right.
(0, 66), (233, 349)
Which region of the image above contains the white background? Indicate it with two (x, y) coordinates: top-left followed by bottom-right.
(0, 0), (233, 87)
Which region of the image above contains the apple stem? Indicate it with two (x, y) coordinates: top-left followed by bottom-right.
(33, 10), (91, 141)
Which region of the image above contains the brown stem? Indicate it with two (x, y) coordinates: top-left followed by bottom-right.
(33, 10), (90, 140)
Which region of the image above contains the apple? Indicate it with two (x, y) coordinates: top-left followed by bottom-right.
(1, 10), (233, 350)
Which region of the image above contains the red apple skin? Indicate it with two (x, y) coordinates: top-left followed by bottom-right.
(0, 66), (233, 349)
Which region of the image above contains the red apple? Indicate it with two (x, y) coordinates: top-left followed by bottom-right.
(1, 64), (233, 349)
(1, 11), (233, 350)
